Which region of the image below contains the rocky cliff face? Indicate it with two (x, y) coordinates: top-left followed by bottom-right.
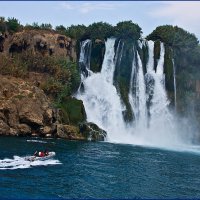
(0, 75), (107, 140)
(0, 30), (77, 61)
(0, 30), (107, 141)
(0, 75), (55, 136)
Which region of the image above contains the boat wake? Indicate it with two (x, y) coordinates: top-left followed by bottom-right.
(0, 154), (61, 170)
(26, 139), (48, 144)
(26, 138), (55, 144)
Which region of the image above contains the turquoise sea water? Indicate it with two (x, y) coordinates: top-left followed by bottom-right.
(0, 136), (200, 199)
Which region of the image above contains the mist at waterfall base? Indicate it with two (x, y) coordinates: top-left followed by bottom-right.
(76, 38), (198, 151)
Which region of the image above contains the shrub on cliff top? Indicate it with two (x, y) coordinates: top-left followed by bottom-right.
(85, 22), (114, 40)
(6, 17), (22, 33)
(147, 25), (199, 52)
(0, 17), (6, 33)
(65, 24), (87, 40)
(64, 21), (142, 41)
(55, 25), (67, 35)
(40, 23), (52, 30)
(114, 21), (142, 40)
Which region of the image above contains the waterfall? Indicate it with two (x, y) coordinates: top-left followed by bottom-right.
(172, 59), (177, 109)
(129, 46), (147, 128)
(76, 38), (128, 142)
(128, 46), (137, 121)
(114, 40), (124, 66)
(79, 39), (92, 80)
(141, 42), (181, 147)
(150, 43), (171, 121)
(76, 38), (189, 148)
(101, 38), (116, 84)
(136, 51), (147, 126)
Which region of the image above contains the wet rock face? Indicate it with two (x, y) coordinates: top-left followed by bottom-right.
(0, 75), (56, 136)
(56, 124), (84, 140)
(56, 122), (107, 141)
(79, 122), (107, 141)
(1, 30), (77, 61)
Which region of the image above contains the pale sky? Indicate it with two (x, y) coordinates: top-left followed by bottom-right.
(0, 1), (200, 40)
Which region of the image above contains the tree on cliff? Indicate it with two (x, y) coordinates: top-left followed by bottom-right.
(0, 17), (22, 33)
(65, 24), (87, 40)
(85, 22), (114, 40)
(0, 17), (7, 33)
(114, 20), (142, 40)
(55, 25), (67, 35)
(147, 25), (199, 52)
(40, 23), (53, 30)
(6, 17), (22, 33)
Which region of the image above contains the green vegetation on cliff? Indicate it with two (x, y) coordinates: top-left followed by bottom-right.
(114, 21), (142, 40)
(147, 25), (198, 51)
(0, 17), (22, 33)
(0, 51), (82, 126)
(64, 20), (142, 41)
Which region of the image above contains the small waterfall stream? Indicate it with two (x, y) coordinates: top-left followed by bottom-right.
(79, 39), (92, 80)
(128, 46), (137, 122)
(136, 51), (147, 127)
(172, 58), (177, 110)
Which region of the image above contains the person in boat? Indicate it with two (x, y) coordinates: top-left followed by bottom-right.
(39, 151), (45, 157)
(34, 150), (48, 157)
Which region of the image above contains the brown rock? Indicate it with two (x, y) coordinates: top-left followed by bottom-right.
(0, 75), (56, 136)
(0, 119), (10, 135)
(9, 128), (18, 136)
(18, 98), (44, 127)
(57, 124), (84, 140)
(1, 30), (77, 62)
(0, 112), (6, 121)
(44, 109), (53, 125)
(42, 126), (52, 135)
(17, 124), (31, 135)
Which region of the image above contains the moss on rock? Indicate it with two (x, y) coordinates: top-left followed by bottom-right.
(90, 40), (105, 72)
(164, 45), (174, 92)
(58, 97), (86, 125)
(154, 40), (161, 71)
(113, 39), (135, 122)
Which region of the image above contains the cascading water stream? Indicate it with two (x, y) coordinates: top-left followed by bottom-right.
(76, 38), (128, 142)
(150, 43), (170, 120)
(142, 42), (182, 147)
(128, 46), (136, 122)
(172, 58), (177, 110)
(79, 39), (92, 80)
(114, 40), (124, 66)
(136, 51), (147, 127)
(129, 44), (147, 128)
(78, 39), (92, 93)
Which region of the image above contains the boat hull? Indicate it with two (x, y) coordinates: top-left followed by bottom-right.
(25, 152), (55, 161)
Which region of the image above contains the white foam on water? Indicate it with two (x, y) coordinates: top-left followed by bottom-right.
(26, 139), (47, 144)
(0, 154), (61, 170)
